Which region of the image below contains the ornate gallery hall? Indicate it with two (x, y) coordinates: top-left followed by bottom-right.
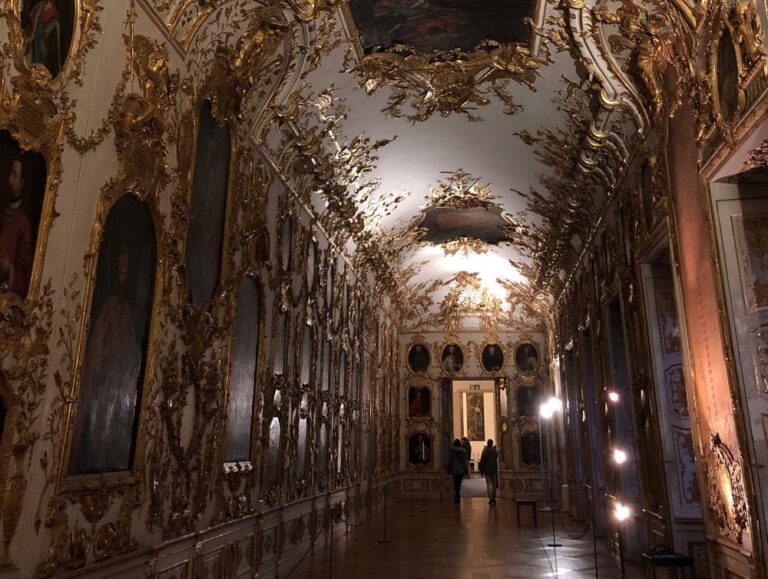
(0, 0), (767, 577)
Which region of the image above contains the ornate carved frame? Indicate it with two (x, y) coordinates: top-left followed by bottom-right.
(59, 184), (167, 493)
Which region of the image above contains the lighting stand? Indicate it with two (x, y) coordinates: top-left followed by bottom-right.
(377, 485), (391, 544)
(617, 525), (626, 579)
(408, 475), (416, 517)
(545, 420), (562, 549)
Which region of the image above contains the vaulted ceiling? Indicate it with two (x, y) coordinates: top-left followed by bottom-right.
(286, 0), (664, 332)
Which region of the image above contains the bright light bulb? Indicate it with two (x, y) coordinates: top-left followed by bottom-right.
(613, 449), (627, 465)
(547, 397), (562, 412)
(614, 503), (631, 522)
(539, 402), (554, 419)
(608, 391), (620, 403)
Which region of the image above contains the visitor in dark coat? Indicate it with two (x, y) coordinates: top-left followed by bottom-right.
(447, 439), (468, 503)
(479, 439), (499, 506)
(461, 436), (472, 478)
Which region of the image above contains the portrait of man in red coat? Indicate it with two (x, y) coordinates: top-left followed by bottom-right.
(0, 157), (34, 297)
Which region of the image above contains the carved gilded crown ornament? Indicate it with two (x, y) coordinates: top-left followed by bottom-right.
(338, 0), (549, 122)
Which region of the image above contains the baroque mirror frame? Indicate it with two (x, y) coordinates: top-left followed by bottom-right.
(59, 184), (166, 493)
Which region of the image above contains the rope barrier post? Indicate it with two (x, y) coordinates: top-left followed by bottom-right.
(408, 475), (416, 517)
(377, 484), (391, 544)
(592, 518), (599, 579)
(328, 506), (334, 579)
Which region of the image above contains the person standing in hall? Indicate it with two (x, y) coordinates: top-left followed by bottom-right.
(447, 439), (467, 503)
(479, 439), (499, 506)
(461, 436), (472, 478)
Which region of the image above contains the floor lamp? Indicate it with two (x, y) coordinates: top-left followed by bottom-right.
(539, 397), (562, 553)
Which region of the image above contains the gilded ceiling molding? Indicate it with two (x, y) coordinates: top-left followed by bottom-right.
(338, 1), (549, 122)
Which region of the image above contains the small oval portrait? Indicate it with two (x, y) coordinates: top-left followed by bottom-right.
(21, 0), (76, 79)
(0, 130), (47, 299)
(441, 343), (463, 373)
(481, 343), (504, 372)
(515, 342), (539, 374)
(407, 343), (430, 373)
(408, 386), (431, 417)
(408, 433), (432, 466)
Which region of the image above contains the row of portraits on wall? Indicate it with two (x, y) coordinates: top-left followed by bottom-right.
(407, 341), (540, 375)
(1, 96), (239, 476)
(408, 384), (542, 419)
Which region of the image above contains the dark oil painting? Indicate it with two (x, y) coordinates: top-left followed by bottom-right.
(408, 386), (431, 417)
(69, 194), (157, 475)
(515, 342), (539, 373)
(21, 0), (75, 78)
(517, 386), (539, 417)
(186, 100), (231, 306)
(419, 205), (510, 244)
(408, 343), (430, 373)
(225, 276), (260, 462)
(348, 0), (535, 53)
(716, 28), (739, 121)
(0, 130), (46, 298)
(521, 431), (542, 466)
(408, 433), (432, 466)
(481, 343), (504, 372)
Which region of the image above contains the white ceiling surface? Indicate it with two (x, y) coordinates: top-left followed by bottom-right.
(301, 5), (585, 318)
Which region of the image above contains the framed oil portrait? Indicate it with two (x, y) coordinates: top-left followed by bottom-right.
(515, 342), (539, 374)
(481, 343), (504, 372)
(520, 431), (542, 466)
(21, 0), (75, 79)
(225, 276), (260, 463)
(408, 343), (430, 373)
(0, 130), (47, 299)
(185, 100), (231, 306)
(69, 194), (157, 475)
(408, 386), (431, 417)
(466, 392), (485, 441)
(441, 343), (463, 373)
(716, 27), (741, 122)
(517, 386), (539, 418)
(408, 433), (432, 466)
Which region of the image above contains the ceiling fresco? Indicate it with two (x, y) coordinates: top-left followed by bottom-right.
(268, 0), (665, 331)
(347, 0), (536, 53)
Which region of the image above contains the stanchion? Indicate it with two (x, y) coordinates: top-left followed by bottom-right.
(592, 516), (599, 579)
(408, 475), (416, 517)
(377, 485), (391, 544)
(328, 506), (334, 579)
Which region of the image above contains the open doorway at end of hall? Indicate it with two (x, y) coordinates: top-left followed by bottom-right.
(451, 379), (498, 497)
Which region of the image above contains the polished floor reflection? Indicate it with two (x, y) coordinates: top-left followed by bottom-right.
(289, 496), (643, 578)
